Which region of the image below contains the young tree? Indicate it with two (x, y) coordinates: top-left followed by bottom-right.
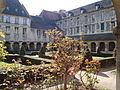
(112, 0), (120, 90)
(46, 29), (100, 90)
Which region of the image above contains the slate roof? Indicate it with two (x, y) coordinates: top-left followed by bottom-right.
(68, 0), (113, 16)
(40, 10), (62, 21)
(2, 0), (30, 17)
(31, 16), (58, 30)
(69, 33), (116, 41)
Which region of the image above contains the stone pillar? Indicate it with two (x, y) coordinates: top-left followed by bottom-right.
(34, 42), (37, 50)
(96, 42), (99, 52)
(11, 42), (14, 50)
(105, 42), (109, 52)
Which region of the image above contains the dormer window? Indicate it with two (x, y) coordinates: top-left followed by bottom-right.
(80, 8), (86, 14)
(68, 12), (74, 17)
(15, 9), (18, 12)
(22, 11), (24, 14)
(6, 7), (9, 10)
(95, 4), (100, 10)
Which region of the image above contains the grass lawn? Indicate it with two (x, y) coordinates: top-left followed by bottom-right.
(93, 56), (113, 60)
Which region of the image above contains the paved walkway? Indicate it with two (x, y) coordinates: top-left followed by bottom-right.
(75, 66), (116, 90)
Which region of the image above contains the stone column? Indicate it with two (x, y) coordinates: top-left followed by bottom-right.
(105, 42), (109, 52)
(96, 42), (99, 52)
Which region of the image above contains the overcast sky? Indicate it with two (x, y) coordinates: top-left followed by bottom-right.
(19, 0), (101, 15)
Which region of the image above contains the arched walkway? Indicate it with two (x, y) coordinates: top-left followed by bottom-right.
(109, 42), (115, 51)
(91, 42), (96, 52)
(29, 42), (34, 51)
(22, 42), (28, 51)
(99, 42), (105, 51)
(13, 42), (19, 53)
(5, 42), (11, 52)
(36, 42), (41, 51)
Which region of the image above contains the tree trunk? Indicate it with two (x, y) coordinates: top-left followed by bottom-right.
(64, 71), (67, 90)
(112, 0), (120, 90)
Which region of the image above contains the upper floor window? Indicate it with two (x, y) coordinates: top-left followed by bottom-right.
(91, 14), (95, 23)
(85, 15), (88, 24)
(111, 21), (115, 29)
(15, 27), (19, 34)
(111, 10), (116, 19)
(95, 4), (101, 10)
(6, 16), (10, 23)
(5, 26), (10, 34)
(80, 8), (86, 14)
(0, 15), (3, 22)
(84, 25), (88, 34)
(101, 23), (104, 32)
(23, 18), (27, 25)
(92, 24), (95, 33)
(76, 27), (79, 33)
(68, 12), (74, 17)
(101, 12), (104, 21)
(37, 29), (41, 36)
(43, 30), (46, 38)
(15, 17), (19, 24)
(106, 22), (110, 31)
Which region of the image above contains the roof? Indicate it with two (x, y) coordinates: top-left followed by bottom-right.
(31, 16), (58, 30)
(69, 33), (116, 41)
(40, 10), (62, 21)
(2, 0), (30, 18)
(68, 0), (113, 16)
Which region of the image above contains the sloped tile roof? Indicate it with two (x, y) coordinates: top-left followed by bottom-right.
(31, 16), (58, 30)
(2, 0), (30, 17)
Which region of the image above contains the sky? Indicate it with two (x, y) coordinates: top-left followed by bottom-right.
(19, 0), (101, 15)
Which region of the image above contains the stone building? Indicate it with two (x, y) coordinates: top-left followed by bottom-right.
(56, 0), (116, 53)
(0, 0), (60, 53)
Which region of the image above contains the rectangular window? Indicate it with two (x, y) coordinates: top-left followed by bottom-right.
(111, 10), (115, 19)
(106, 22), (110, 31)
(0, 15), (3, 22)
(15, 17), (19, 24)
(84, 25), (87, 34)
(23, 28), (27, 39)
(85, 15), (88, 24)
(14, 27), (19, 40)
(76, 27), (79, 33)
(43, 30), (46, 38)
(101, 23), (104, 32)
(23, 18), (27, 25)
(5, 26), (10, 34)
(101, 12), (104, 21)
(91, 14), (95, 23)
(37, 29), (41, 36)
(111, 21), (115, 29)
(92, 24), (95, 33)
(6, 16), (10, 23)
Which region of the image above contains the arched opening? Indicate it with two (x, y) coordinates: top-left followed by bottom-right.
(99, 42), (105, 51)
(5, 42), (11, 52)
(29, 42), (34, 51)
(91, 42), (96, 52)
(22, 42), (28, 51)
(109, 42), (115, 51)
(36, 42), (41, 51)
(13, 42), (19, 54)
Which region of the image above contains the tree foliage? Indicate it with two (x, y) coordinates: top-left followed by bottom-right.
(0, 31), (8, 60)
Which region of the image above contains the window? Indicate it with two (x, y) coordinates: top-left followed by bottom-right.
(14, 27), (19, 40)
(96, 23), (99, 29)
(0, 15), (3, 22)
(111, 10), (115, 19)
(101, 23), (104, 32)
(95, 4), (100, 10)
(85, 16), (88, 24)
(15, 17), (19, 24)
(84, 25), (88, 34)
(23, 18), (27, 25)
(37, 29), (41, 36)
(6, 16), (10, 23)
(111, 21), (115, 29)
(106, 22), (110, 31)
(76, 27), (79, 34)
(92, 24), (95, 33)
(43, 30), (46, 38)
(91, 14), (95, 23)
(23, 28), (27, 39)
(101, 12), (104, 21)
(5, 26), (10, 34)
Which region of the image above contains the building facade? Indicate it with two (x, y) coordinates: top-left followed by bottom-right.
(0, 0), (59, 53)
(56, 0), (116, 53)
